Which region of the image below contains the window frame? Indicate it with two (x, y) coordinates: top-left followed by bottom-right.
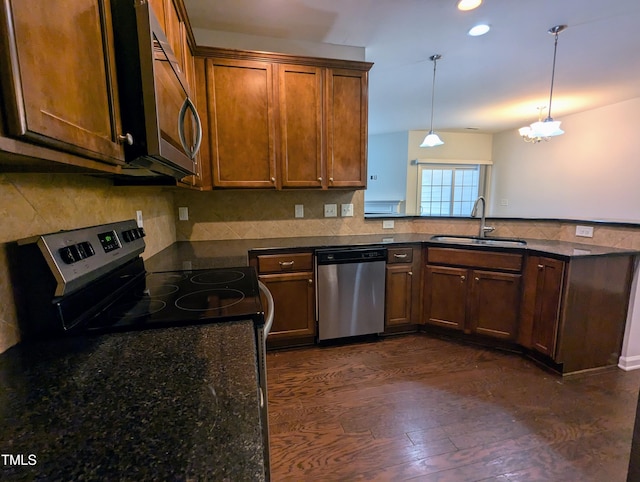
(414, 159), (492, 217)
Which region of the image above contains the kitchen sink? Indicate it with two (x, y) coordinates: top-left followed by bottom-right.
(429, 235), (527, 247)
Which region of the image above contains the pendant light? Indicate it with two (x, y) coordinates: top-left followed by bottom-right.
(519, 25), (567, 143)
(420, 54), (444, 148)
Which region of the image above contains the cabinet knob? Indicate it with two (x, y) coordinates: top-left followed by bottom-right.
(475, 277), (480, 281)
(460, 275), (466, 281)
(118, 133), (134, 145)
(329, 177), (334, 182)
(408, 271), (413, 276)
(318, 177), (322, 182)
(308, 279), (313, 284)
(537, 264), (544, 270)
(271, 177), (276, 183)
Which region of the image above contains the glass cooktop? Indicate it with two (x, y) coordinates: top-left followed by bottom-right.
(87, 266), (264, 333)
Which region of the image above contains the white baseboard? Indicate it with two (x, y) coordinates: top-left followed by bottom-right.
(618, 355), (640, 371)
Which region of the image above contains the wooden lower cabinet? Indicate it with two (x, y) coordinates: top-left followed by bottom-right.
(251, 251), (316, 348)
(424, 266), (521, 340)
(520, 253), (634, 374)
(519, 256), (565, 357)
(258, 271), (315, 348)
(385, 246), (421, 331)
(470, 270), (521, 339)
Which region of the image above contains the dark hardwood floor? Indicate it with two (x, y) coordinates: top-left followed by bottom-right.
(266, 334), (640, 481)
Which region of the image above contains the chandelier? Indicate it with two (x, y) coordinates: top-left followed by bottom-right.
(519, 25), (567, 143)
(420, 54), (444, 148)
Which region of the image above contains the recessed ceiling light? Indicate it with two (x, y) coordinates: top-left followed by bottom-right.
(468, 24), (491, 36)
(457, 0), (482, 11)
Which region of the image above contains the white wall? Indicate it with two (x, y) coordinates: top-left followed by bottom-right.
(491, 97), (640, 222)
(405, 130), (493, 214)
(366, 132), (409, 203)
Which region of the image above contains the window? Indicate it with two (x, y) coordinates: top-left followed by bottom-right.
(417, 163), (489, 216)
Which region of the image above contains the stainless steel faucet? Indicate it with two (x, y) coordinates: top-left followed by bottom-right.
(471, 196), (495, 237)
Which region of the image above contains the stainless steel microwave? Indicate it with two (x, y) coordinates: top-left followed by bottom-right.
(110, 0), (202, 179)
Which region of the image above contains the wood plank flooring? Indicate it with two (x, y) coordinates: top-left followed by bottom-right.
(266, 334), (640, 481)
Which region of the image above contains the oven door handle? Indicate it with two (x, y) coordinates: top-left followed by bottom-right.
(258, 280), (274, 337)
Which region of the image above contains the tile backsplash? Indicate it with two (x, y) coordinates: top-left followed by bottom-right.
(0, 173), (176, 353)
(2, 175), (639, 353)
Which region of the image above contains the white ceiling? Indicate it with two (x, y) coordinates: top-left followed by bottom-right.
(182, 0), (640, 136)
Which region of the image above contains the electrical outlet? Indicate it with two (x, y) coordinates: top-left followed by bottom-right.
(136, 210), (143, 228)
(500, 198), (509, 206)
(324, 204), (337, 217)
(575, 225), (594, 238)
(178, 207), (189, 221)
(383, 220), (395, 229)
(295, 204), (304, 218)
(341, 203), (354, 217)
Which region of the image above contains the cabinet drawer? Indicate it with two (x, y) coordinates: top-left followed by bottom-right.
(387, 247), (413, 264)
(427, 247), (522, 272)
(257, 252), (313, 273)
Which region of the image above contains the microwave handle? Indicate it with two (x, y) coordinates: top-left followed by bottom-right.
(178, 97), (203, 161)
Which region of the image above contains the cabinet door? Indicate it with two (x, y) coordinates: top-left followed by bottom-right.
(278, 64), (323, 188)
(531, 258), (564, 356)
(385, 264), (413, 327)
(424, 265), (468, 330)
(324, 68), (367, 188)
(207, 58), (277, 188)
(0, 0), (125, 164)
(259, 271), (315, 345)
(469, 270), (522, 340)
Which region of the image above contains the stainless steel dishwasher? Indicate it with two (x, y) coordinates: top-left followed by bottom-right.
(315, 246), (387, 341)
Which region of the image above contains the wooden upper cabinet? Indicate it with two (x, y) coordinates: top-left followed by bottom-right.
(196, 47), (372, 190)
(207, 58), (277, 188)
(0, 0), (125, 165)
(278, 64), (323, 188)
(325, 68), (368, 188)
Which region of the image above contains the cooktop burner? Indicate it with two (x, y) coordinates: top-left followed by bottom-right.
(87, 266), (263, 333)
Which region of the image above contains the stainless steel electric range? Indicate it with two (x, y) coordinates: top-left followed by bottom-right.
(14, 219), (273, 479)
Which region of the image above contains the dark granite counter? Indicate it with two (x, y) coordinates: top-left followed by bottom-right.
(144, 234), (639, 272)
(0, 321), (265, 481)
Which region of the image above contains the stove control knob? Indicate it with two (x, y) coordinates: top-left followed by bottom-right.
(58, 246), (77, 264)
(81, 242), (95, 257)
(122, 230), (132, 242)
(138, 227), (146, 238)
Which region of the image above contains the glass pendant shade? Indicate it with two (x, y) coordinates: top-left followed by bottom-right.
(530, 119), (564, 137)
(420, 131), (444, 147)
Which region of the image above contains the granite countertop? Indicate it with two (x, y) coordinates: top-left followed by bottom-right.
(0, 321), (265, 481)
(144, 234), (639, 272)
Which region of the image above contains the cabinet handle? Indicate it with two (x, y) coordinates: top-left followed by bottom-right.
(408, 271), (413, 276)
(460, 275), (466, 281)
(537, 264), (544, 270)
(393, 253), (408, 259)
(279, 260), (295, 267)
(118, 133), (134, 145)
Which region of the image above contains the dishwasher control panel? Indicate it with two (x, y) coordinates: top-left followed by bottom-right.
(315, 246), (387, 265)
